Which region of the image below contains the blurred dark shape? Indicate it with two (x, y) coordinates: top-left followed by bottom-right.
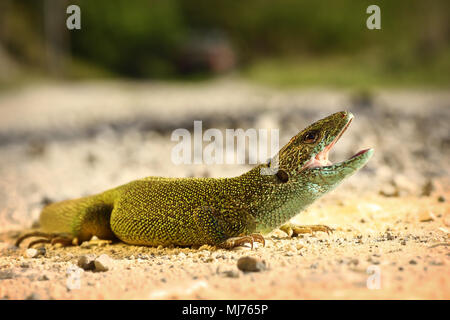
(421, 179), (435, 197)
(350, 89), (375, 109)
(85, 152), (98, 167)
(70, 0), (186, 78)
(177, 31), (236, 74)
(40, 196), (53, 207)
(0, 44), (19, 82)
(27, 139), (47, 157)
(43, 0), (68, 76)
(414, 1), (449, 61)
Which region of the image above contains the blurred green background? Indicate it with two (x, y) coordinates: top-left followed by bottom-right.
(0, 0), (449, 88)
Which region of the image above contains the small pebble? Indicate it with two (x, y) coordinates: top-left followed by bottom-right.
(204, 257), (216, 263)
(284, 252), (295, 257)
(237, 256), (268, 272)
(25, 293), (41, 300)
(94, 254), (113, 272)
(379, 184), (399, 197)
(419, 211), (436, 222)
(38, 274), (50, 281)
(348, 259), (359, 266)
(77, 254), (96, 271)
(443, 216), (450, 228)
(223, 269), (240, 278)
(385, 232), (395, 241)
(409, 259), (417, 265)
(211, 252), (221, 259)
(421, 180), (434, 196)
(24, 248), (38, 258)
(37, 247), (46, 255)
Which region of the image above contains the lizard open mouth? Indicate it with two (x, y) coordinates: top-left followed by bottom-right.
(303, 115), (371, 170)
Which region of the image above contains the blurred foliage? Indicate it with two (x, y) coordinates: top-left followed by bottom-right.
(72, 0), (186, 77)
(1, 0), (449, 86)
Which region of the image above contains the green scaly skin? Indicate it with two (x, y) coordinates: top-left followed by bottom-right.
(32, 111), (373, 248)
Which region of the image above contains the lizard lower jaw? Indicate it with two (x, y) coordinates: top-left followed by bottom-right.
(305, 148), (372, 170)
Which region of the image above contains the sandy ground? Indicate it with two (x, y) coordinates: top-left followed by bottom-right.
(0, 80), (449, 299)
(0, 190), (449, 300)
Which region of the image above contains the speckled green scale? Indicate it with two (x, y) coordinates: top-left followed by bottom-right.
(38, 111), (373, 247)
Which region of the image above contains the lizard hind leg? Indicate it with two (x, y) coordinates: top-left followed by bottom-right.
(280, 223), (334, 237)
(23, 194), (117, 248)
(15, 231), (77, 248)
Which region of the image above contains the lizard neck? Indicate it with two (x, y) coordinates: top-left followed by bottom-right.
(230, 165), (323, 233)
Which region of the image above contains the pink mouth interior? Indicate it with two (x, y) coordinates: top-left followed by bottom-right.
(303, 118), (367, 169)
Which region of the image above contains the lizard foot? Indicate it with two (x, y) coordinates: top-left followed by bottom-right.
(15, 231), (77, 248)
(219, 233), (265, 250)
(280, 223), (334, 237)
(80, 237), (112, 248)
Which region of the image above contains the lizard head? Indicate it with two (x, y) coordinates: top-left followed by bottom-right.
(271, 111), (373, 187)
(250, 111), (373, 232)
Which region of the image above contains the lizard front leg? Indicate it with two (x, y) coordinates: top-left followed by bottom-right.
(279, 223), (334, 237)
(219, 234), (265, 249)
(193, 206), (264, 249)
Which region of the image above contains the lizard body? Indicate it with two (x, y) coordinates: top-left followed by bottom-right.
(20, 111), (373, 248)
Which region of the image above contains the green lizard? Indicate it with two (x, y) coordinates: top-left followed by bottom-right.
(16, 111), (373, 249)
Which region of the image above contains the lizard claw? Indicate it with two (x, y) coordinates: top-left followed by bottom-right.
(220, 233), (265, 250)
(280, 223), (334, 237)
(15, 231), (77, 248)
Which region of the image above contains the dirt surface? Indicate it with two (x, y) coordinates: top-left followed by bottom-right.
(1, 191), (449, 300)
(0, 80), (449, 299)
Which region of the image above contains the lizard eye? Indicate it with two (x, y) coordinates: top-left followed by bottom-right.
(276, 170), (289, 183)
(303, 130), (319, 144)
